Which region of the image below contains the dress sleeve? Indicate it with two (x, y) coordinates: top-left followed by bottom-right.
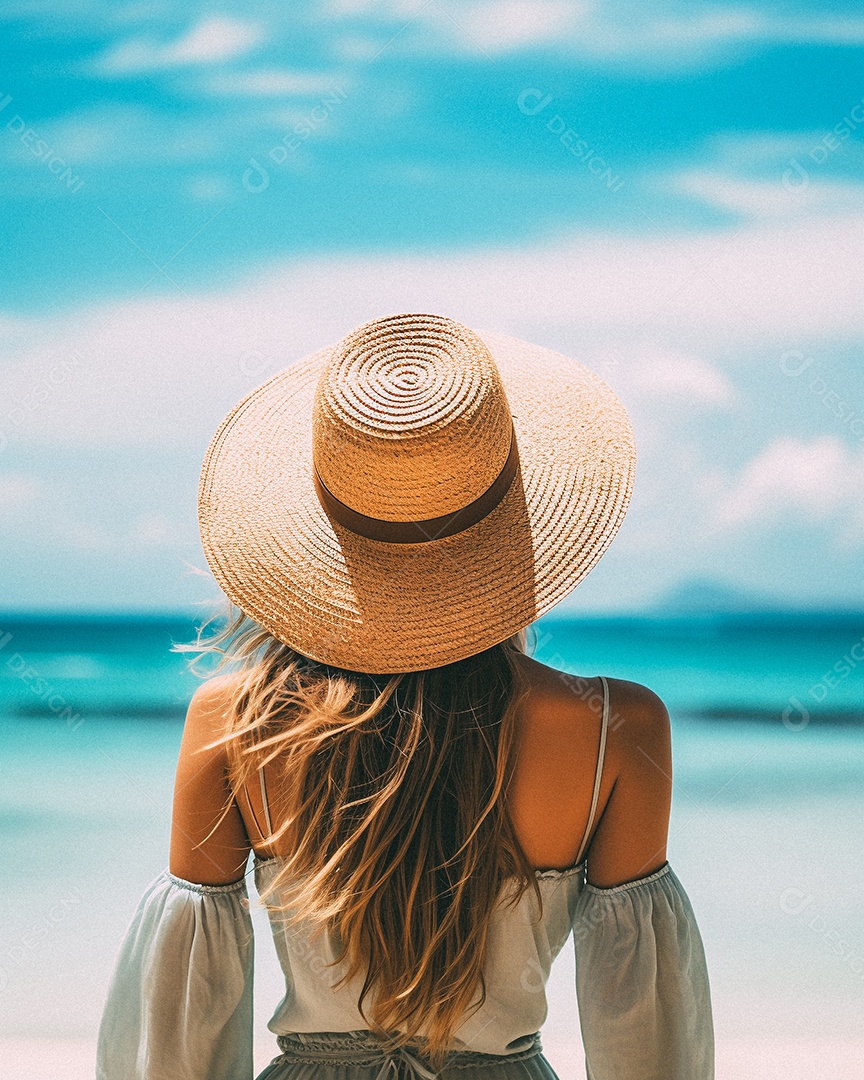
(571, 862), (714, 1080)
(96, 869), (254, 1080)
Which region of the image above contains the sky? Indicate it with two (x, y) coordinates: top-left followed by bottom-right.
(1, 0), (863, 614)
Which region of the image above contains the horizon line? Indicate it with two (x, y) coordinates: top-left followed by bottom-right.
(0, 605), (861, 622)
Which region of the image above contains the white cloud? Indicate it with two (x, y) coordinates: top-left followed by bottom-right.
(326, 0), (590, 57)
(612, 11), (864, 52)
(560, 10), (864, 68)
(709, 436), (864, 542)
(185, 173), (233, 202)
(200, 69), (350, 97)
(608, 344), (736, 405)
(0, 473), (41, 511)
(454, 1), (586, 54)
(128, 514), (175, 547)
(671, 170), (864, 220)
(62, 518), (116, 552)
(324, 0), (426, 14)
(2, 211), (864, 451)
(576, 9), (762, 58)
(93, 16), (263, 75)
(324, 4), (864, 63)
(497, 7), (864, 56)
(5, 106), (223, 167)
(772, 16), (864, 45)
(33, 510), (181, 553)
(708, 131), (834, 170)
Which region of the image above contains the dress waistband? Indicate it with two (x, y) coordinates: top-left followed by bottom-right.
(273, 1029), (544, 1077)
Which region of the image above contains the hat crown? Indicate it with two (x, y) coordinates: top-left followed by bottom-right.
(312, 314), (513, 521)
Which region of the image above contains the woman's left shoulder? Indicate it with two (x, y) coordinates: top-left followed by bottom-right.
(181, 674), (245, 752)
(187, 673), (243, 718)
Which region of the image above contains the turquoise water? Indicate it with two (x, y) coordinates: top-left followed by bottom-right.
(1, 612), (862, 1077)
(1, 611), (861, 724)
(531, 613), (864, 721)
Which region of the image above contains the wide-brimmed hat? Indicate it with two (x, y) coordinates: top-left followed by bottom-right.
(198, 313), (636, 673)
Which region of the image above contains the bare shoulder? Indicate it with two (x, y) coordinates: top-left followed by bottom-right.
(515, 656), (670, 769)
(188, 672), (242, 712)
(604, 677), (670, 736)
(183, 673), (244, 743)
(512, 652), (599, 713)
(514, 655), (668, 728)
(511, 655), (672, 885)
(602, 678), (673, 802)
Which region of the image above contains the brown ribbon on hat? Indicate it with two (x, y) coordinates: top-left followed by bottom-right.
(313, 425), (519, 544)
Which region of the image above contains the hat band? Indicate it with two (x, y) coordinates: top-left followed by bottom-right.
(313, 425), (518, 544)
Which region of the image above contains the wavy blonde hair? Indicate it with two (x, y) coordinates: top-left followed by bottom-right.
(178, 605), (544, 1071)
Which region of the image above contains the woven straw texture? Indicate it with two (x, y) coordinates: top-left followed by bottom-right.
(198, 314), (636, 673)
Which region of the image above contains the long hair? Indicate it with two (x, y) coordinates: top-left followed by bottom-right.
(177, 605), (544, 1071)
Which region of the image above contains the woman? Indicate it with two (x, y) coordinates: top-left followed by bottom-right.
(97, 313), (714, 1079)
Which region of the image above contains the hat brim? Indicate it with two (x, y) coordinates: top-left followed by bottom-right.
(198, 328), (636, 673)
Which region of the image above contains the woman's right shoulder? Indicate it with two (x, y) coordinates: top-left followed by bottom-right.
(517, 656), (670, 762)
(517, 655), (669, 725)
(603, 677), (671, 737)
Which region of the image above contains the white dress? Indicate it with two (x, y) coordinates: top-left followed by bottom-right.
(96, 676), (715, 1079)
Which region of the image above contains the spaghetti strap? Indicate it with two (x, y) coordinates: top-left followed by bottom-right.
(240, 767), (273, 844)
(258, 766), (273, 838)
(574, 675), (610, 866)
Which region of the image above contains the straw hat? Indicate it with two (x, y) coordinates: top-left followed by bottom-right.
(198, 313), (636, 673)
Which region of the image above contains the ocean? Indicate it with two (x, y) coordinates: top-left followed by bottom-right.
(1, 611), (862, 1079)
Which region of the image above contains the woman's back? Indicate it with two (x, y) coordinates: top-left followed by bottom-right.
(211, 660), (697, 1065)
(237, 656), (672, 891)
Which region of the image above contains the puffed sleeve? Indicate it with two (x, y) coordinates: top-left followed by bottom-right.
(96, 869), (254, 1080)
(571, 862), (714, 1080)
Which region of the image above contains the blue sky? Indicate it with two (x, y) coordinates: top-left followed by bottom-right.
(1, 0), (863, 613)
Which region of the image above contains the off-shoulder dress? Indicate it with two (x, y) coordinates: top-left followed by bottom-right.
(97, 675), (715, 1079)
